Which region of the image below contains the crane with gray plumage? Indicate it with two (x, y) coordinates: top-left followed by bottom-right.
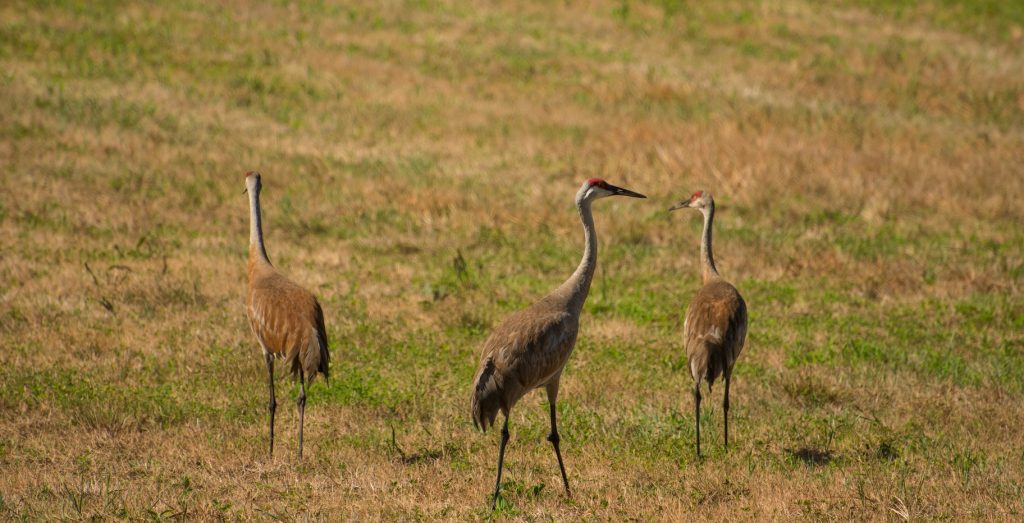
(670, 190), (747, 459)
(471, 178), (646, 509)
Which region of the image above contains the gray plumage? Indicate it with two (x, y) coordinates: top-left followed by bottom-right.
(671, 190), (747, 458)
(471, 289), (580, 432)
(471, 178), (646, 509)
(684, 280), (746, 389)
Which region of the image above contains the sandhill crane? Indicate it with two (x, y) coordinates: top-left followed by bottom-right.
(471, 178), (646, 509)
(244, 171), (330, 458)
(670, 190), (747, 459)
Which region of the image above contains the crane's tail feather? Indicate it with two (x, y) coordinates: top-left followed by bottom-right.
(691, 345), (729, 390)
(308, 326), (330, 383)
(311, 303), (330, 383)
(471, 357), (502, 432)
(287, 326), (330, 384)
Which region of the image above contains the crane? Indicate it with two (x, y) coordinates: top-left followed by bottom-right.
(471, 178), (646, 509)
(244, 171), (330, 458)
(670, 190), (747, 459)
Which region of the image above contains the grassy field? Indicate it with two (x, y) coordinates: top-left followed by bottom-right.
(1, 0), (1023, 520)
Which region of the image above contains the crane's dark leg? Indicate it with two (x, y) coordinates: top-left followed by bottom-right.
(694, 382), (702, 460)
(297, 369), (306, 459)
(491, 414), (510, 510)
(723, 373), (731, 450)
(545, 382), (571, 497)
(265, 352), (276, 458)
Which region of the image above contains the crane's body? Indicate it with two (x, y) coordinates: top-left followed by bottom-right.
(471, 295), (580, 432)
(672, 191), (747, 458)
(472, 178), (645, 509)
(683, 279), (746, 390)
(244, 171), (329, 458)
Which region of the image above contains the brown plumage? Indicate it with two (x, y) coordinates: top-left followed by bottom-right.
(472, 178), (646, 509)
(671, 190), (747, 459)
(244, 171), (329, 458)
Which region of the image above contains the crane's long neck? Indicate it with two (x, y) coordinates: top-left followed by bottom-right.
(248, 189), (270, 265)
(561, 197), (597, 314)
(700, 202), (720, 283)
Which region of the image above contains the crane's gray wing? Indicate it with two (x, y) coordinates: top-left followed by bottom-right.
(489, 307), (577, 391)
(683, 280), (746, 383)
(472, 304), (577, 429)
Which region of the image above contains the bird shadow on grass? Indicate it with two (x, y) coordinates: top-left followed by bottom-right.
(388, 426), (443, 465)
(787, 446), (834, 466)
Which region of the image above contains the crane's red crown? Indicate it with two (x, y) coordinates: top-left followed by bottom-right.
(245, 171), (257, 178)
(692, 190), (704, 199)
(587, 177), (608, 188)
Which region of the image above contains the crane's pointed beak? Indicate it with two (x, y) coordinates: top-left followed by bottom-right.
(606, 183), (646, 199)
(668, 200), (690, 212)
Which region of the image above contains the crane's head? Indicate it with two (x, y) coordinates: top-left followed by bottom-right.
(669, 190), (712, 212)
(578, 178), (647, 202)
(243, 171), (262, 194)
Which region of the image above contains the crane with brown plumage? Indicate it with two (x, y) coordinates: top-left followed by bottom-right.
(471, 178), (646, 509)
(244, 171), (330, 459)
(670, 190), (747, 459)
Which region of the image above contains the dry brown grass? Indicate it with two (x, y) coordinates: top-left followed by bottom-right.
(1, 0), (1023, 520)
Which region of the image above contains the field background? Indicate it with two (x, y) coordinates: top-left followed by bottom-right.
(2, 0), (1023, 520)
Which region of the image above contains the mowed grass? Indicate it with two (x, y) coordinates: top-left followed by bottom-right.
(1, 0), (1023, 519)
